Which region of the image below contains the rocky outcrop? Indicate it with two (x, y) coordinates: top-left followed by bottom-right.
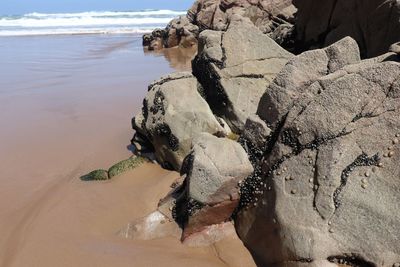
(188, 0), (295, 33)
(257, 37), (361, 126)
(131, 72), (227, 171)
(143, 16), (199, 50)
(235, 38), (400, 266)
(175, 133), (253, 239)
(134, 20), (293, 169)
(143, 0), (296, 50)
(293, 0), (400, 58)
(135, 2), (400, 263)
(193, 17), (293, 132)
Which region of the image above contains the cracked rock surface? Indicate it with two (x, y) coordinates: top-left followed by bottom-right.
(193, 17), (293, 132)
(235, 37), (400, 266)
(186, 133), (253, 205)
(176, 133), (253, 239)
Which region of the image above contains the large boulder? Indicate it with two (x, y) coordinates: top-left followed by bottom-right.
(235, 38), (400, 266)
(131, 72), (227, 171)
(193, 17), (293, 133)
(176, 133), (253, 239)
(293, 0), (400, 58)
(257, 36), (361, 127)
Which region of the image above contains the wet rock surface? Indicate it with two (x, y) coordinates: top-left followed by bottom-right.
(80, 156), (147, 181)
(80, 169), (109, 181)
(235, 37), (400, 267)
(108, 157), (146, 178)
(143, 16), (199, 50)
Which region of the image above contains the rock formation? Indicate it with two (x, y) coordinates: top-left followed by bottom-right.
(176, 133), (253, 239)
(143, 16), (200, 50)
(193, 16), (293, 132)
(293, 0), (400, 58)
(188, 0), (295, 32)
(144, 0), (400, 59)
(133, 18), (292, 170)
(236, 38), (400, 266)
(143, 0), (296, 50)
(133, 1), (400, 265)
(131, 72), (227, 171)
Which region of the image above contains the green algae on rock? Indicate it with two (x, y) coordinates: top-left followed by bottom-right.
(108, 156), (146, 179)
(80, 169), (109, 181)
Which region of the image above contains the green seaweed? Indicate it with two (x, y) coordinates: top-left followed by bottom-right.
(80, 169), (109, 181)
(108, 156), (146, 178)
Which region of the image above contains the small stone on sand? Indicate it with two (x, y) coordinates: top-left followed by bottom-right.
(362, 184), (367, 189)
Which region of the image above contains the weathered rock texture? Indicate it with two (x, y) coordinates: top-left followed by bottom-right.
(235, 37), (400, 266)
(293, 0), (400, 58)
(193, 17), (293, 132)
(134, 20), (292, 171)
(131, 72), (227, 171)
(188, 0), (295, 32)
(135, 5), (400, 263)
(143, 16), (200, 50)
(176, 133), (253, 239)
(143, 0), (296, 50)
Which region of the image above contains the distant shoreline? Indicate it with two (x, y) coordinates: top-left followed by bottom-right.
(0, 10), (185, 37)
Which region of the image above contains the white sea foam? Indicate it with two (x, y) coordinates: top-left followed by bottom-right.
(0, 28), (154, 36)
(0, 10), (185, 36)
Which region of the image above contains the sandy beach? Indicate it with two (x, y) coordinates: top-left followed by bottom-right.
(0, 34), (254, 267)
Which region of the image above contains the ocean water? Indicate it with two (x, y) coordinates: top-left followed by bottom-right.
(0, 10), (185, 36)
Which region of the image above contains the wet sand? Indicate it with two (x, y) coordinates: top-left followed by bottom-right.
(0, 35), (254, 267)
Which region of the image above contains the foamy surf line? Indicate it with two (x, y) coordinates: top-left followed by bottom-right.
(0, 10), (185, 36)
(0, 28), (154, 37)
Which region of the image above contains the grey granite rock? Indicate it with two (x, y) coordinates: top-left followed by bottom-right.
(131, 72), (226, 171)
(193, 17), (293, 133)
(177, 133), (253, 238)
(235, 37), (400, 267)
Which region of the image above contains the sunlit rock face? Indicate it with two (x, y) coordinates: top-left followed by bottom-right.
(143, 0), (296, 50)
(235, 37), (400, 267)
(193, 17), (293, 133)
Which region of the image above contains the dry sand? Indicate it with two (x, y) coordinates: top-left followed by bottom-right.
(0, 35), (255, 267)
